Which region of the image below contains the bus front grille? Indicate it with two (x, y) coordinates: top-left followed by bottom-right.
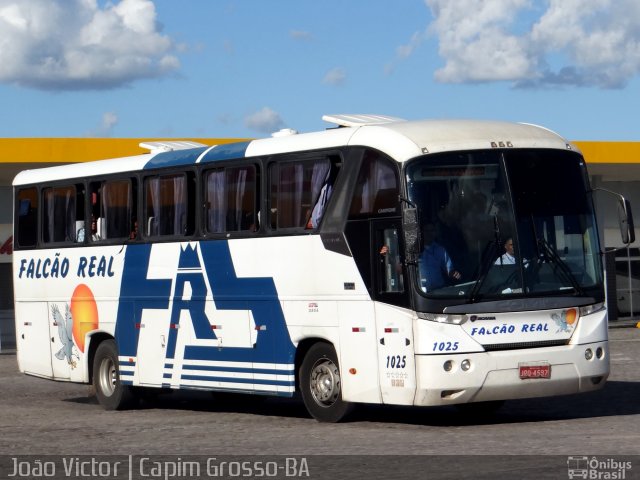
(482, 339), (569, 352)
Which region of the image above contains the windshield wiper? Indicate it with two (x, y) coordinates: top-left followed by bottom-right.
(536, 237), (585, 296)
(469, 215), (501, 302)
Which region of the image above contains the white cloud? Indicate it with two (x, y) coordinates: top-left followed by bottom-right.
(323, 67), (347, 86)
(0, 0), (180, 91)
(86, 111), (118, 137)
(102, 112), (118, 129)
(244, 107), (285, 134)
(290, 30), (313, 41)
(386, 30), (427, 74)
(397, 31), (426, 60)
(424, 0), (640, 89)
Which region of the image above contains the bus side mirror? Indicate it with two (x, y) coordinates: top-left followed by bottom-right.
(617, 197), (635, 245)
(403, 206), (421, 262)
(593, 188), (636, 250)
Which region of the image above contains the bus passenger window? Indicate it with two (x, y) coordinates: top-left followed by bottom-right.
(205, 165), (258, 234)
(42, 185), (80, 244)
(144, 174), (191, 237)
(349, 151), (399, 219)
(16, 188), (38, 248)
(99, 180), (133, 240)
(269, 157), (332, 230)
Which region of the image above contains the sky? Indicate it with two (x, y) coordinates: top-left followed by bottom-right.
(1, 0), (639, 141)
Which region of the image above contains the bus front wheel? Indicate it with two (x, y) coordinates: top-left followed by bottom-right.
(299, 343), (352, 422)
(93, 340), (137, 410)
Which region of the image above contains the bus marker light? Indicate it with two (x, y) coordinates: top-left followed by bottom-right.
(349, 368), (357, 375)
(384, 327), (398, 333)
(461, 359), (471, 371)
(596, 347), (604, 359)
(585, 348), (593, 360)
(352, 327), (366, 332)
(443, 360), (453, 372)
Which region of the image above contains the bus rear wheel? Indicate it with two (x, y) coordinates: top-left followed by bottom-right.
(93, 340), (137, 410)
(299, 343), (352, 422)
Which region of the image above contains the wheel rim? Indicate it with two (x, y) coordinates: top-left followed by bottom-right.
(98, 357), (117, 397)
(309, 358), (341, 407)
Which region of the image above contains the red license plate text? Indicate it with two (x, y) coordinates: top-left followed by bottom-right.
(519, 364), (551, 379)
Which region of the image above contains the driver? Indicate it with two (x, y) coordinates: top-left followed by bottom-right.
(419, 223), (461, 292)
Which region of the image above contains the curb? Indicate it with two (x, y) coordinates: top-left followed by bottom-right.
(608, 320), (640, 329)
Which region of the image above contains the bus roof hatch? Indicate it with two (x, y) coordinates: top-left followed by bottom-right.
(322, 114), (406, 128)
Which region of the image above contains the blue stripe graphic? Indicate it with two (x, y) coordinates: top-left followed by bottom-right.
(181, 374), (294, 387)
(114, 240), (296, 397)
(199, 141), (251, 164)
(143, 147), (208, 169)
(141, 141), (251, 170)
(181, 364), (293, 376)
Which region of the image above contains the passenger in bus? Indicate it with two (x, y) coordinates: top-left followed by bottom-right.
(494, 236), (529, 267)
(130, 220), (138, 240)
(419, 223), (461, 292)
(495, 237), (515, 265)
(90, 215), (101, 241)
(308, 164), (337, 229)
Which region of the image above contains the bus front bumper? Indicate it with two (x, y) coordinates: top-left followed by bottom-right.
(413, 341), (609, 406)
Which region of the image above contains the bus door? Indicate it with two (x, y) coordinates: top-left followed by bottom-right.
(15, 301), (53, 378)
(373, 221), (416, 405)
(135, 299), (172, 386)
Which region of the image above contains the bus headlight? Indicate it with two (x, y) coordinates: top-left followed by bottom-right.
(579, 302), (606, 317)
(418, 313), (468, 325)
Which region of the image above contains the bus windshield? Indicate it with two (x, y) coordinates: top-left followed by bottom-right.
(405, 149), (603, 301)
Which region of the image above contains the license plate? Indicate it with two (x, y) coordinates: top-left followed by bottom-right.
(519, 363), (551, 379)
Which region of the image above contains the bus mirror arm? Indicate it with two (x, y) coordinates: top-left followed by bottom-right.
(592, 188), (636, 249)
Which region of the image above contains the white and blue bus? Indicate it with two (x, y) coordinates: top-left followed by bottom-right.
(12, 114), (634, 422)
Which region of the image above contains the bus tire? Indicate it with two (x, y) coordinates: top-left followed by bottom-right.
(93, 340), (137, 410)
(299, 342), (353, 422)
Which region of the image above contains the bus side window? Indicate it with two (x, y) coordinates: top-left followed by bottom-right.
(348, 150), (399, 219)
(16, 188), (38, 248)
(204, 164), (258, 234)
(42, 184), (81, 244)
(379, 227), (404, 293)
(269, 157), (332, 230)
(144, 173), (192, 237)
(99, 179), (134, 240)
